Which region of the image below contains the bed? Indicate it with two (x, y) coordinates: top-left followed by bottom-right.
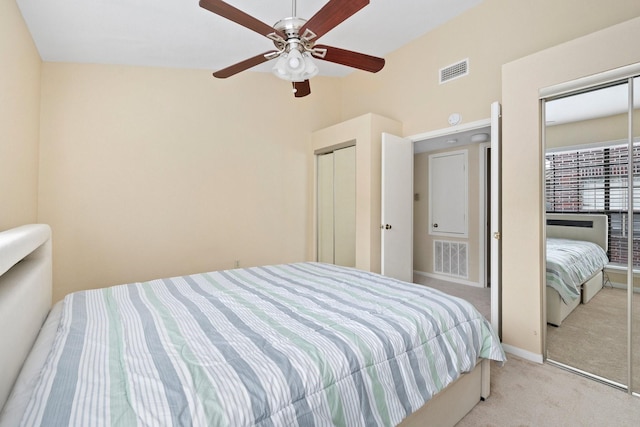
(0, 224), (505, 427)
(546, 213), (609, 326)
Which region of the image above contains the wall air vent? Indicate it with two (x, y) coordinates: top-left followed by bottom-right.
(439, 59), (469, 84)
(434, 240), (468, 278)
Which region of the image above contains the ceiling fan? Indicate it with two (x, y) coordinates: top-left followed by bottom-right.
(199, 0), (385, 98)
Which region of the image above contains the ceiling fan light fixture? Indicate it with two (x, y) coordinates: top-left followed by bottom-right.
(303, 52), (319, 78)
(273, 55), (290, 78)
(272, 49), (319, 82)
(286, 48), (304, 71)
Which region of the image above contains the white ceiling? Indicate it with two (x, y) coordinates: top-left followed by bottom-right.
(16, 0), (483, 77)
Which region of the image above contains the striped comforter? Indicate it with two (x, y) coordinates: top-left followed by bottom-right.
(546, 238), (609, 303)
(21, 263), (505, 427)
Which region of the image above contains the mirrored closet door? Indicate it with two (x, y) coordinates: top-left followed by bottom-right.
(543, 72), (640, 395)
(633, 77), (640, 395)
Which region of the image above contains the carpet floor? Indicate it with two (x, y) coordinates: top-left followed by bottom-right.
(546, 286), (640, 387)
(413, 274), (491, 320)
(457, 356), (640, 426)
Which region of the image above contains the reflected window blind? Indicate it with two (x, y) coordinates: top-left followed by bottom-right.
(545, 143), (640, 266)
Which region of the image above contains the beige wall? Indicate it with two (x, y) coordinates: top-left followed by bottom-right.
(0, 0), (41, 229)
(414, 144), (483, 284)
(502, 17), (640, 356)
(38, 63), (342, 301)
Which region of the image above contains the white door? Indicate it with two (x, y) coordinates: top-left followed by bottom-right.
(429, 151), (468, 236)
(381, 133), (414, 282)
(333, 146), (356, 267)
(490, 101), (502, 336)
(316, 147), (356, 267)
(317, 153), (335, 264)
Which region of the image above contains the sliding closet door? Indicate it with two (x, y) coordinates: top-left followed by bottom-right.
(317, 153), (335, 264)
(316, 146), (356, 267)
(632, 76), (640, 395)
(333, 146), (356, 267)
(544, 71), (640, 395)
(544, 80), (632, 389)
(602, 80), (633, 390)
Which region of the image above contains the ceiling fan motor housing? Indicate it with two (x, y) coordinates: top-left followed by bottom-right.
(272, 17), (318, 54)
(274, 17), (306, 39)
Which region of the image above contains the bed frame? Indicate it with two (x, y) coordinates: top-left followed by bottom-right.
(546, 213), (608, 326)
(0, 224), (490, 426)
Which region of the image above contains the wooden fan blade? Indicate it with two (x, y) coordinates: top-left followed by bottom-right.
(213, 51), (278, 78)
(300, 0), (369, 40)
(293, 80), (311, 98)
(199, 0), (284, 39)
(313, 45), (385, 73)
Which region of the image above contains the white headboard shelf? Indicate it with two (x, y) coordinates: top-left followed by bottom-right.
(546, 213), (608, 251)
(0, 224), (52, 413)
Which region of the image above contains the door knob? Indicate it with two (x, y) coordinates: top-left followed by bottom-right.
(380, 224), (392, 230)
(433, 223), (438, 228)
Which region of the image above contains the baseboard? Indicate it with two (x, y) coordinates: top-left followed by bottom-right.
(414, 270), (482, 288)
(501, 344), (543, 364)
(605, 281), (640, 293)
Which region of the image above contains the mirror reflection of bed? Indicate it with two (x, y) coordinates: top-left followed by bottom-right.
(545, 213), (609, 327)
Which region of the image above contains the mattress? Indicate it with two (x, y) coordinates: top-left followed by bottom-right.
(546, 238), (609, 303)
(12, 263), (505, 426)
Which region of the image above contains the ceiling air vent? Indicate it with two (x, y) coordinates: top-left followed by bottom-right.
(439, 59), (469, 84)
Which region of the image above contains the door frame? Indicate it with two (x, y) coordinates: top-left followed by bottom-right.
(408, 107), (501, 334)
(479, 141), (491, 288)
(411, 118), (492, 287)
